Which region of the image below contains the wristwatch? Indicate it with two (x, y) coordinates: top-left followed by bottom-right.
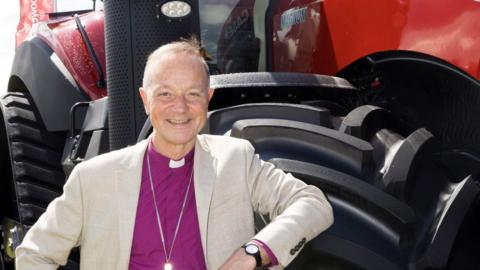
(242, 243), (262, 267)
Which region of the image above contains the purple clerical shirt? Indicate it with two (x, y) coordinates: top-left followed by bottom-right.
(128, 141), (207, 270)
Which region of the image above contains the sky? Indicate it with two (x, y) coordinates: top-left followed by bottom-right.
(0, 2), (19, 94)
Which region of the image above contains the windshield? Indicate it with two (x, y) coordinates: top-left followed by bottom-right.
(54, 0), (103, 13)
(199, 0), (268, 74)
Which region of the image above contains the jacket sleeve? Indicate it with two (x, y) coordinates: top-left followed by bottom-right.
(15, 166), (84, 270)
(244, 142), (334, 267)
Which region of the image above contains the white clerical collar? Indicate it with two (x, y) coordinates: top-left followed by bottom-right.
(169, 158), (185, 168)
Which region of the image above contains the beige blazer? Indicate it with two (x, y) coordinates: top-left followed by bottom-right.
(16, 135), (333, 270)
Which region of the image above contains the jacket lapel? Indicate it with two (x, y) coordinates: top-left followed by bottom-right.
(194, 136), (217, 262)
(116, 140), (148, 270)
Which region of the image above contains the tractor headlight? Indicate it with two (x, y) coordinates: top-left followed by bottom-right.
(160, 1), (191, 19)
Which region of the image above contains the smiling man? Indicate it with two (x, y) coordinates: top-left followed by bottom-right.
(16, 38), (333, 270)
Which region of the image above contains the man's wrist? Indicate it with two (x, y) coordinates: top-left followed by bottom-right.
(250, 239), (278, 267)
(242, 242), (262, 267)
(249, 240), (270, 266)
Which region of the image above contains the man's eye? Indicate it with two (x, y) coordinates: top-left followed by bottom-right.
(155, 92), (170, 98)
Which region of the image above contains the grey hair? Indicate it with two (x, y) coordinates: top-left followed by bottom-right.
(142, 37), (210, 93)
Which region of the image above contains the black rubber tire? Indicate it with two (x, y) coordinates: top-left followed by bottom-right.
(0, 92), (79, 269)
(0, 92), (66, 226)
(230, 118), (374, 180)
(205, 103), (334, 135)
(223, 104), (480, 269)
(269, 158), (414, 265)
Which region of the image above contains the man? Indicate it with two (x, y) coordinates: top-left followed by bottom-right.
(16, 38), (333, 270)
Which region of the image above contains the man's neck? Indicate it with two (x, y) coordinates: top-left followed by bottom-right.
(151, 136), (195, 160)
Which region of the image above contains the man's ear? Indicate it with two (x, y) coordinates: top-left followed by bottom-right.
(139, 87), (149, 115)
(207, 88), (215, 101)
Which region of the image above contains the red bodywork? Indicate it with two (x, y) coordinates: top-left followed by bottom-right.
(32, 12), (106, 100)
(272, 0), (480, 80)
(24, 0), (480, 100)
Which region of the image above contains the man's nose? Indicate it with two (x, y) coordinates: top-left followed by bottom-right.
(171, 95), (188, 112)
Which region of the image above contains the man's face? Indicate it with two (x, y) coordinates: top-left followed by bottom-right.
(140, 52), (213, 153)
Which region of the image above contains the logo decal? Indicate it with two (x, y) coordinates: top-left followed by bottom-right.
(281, 7), (307, 29)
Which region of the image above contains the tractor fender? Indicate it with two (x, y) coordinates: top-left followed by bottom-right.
(8, 37), (88, 132)
(337, 51), (480, 155)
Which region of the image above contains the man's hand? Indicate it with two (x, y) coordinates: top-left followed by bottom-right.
(218, 248), (257, 270)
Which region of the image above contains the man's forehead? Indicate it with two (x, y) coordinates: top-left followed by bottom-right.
(149, 55), (206, 76)
(149, 79), (207, 92)
(150, 51), (200, 66)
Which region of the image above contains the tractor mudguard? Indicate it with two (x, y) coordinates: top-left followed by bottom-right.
(337, 51), (480, 155)
(9, 37), (88, 132)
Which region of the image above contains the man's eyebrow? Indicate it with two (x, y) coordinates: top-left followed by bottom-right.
(149, 83), (206, 93)
(150, 85), (168, 92)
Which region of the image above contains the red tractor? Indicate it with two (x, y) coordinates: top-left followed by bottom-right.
(1, 0), (480, 269)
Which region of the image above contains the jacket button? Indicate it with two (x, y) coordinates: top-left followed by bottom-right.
(290, 249), (295, 255)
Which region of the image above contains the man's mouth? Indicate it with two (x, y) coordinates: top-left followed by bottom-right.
(167, 119), (190, 125)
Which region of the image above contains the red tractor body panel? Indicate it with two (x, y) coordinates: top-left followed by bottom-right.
(18, 0), (480, 101)
(32, 11), (106, 100)
(272, 0), (480, 79)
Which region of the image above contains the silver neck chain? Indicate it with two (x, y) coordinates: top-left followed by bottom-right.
(146, 153), (194, 264)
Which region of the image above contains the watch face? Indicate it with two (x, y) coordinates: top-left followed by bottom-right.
(245, 244), (259, 254)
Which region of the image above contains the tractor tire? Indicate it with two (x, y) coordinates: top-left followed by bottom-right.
(209, 102), (478, 269)
(0, 92), (79, 269)
(0, 92), (65, 225)
(136, 102), (479, 269)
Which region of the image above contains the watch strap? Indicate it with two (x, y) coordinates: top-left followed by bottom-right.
(242, 243), (262, 267)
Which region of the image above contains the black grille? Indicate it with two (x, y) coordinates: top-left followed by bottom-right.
(104, 0), (201, 150)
